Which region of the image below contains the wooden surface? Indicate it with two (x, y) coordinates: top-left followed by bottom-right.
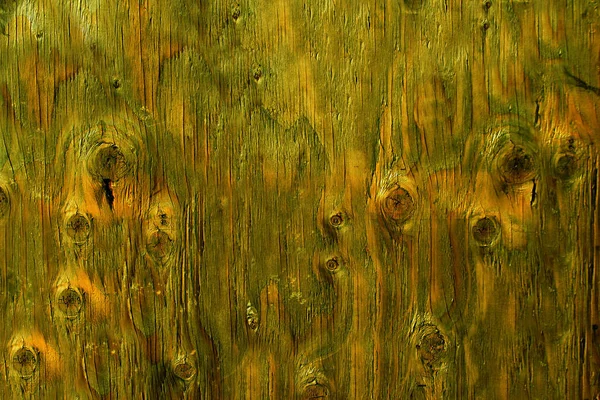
(0, 0), (599, 398)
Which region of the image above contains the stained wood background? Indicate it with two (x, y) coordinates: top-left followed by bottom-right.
(0, 0), (599, 398)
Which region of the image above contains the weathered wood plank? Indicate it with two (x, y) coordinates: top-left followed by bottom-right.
(0, 0), (598, 398)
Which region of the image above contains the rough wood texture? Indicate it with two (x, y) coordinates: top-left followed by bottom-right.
(0, 0), (598, 398)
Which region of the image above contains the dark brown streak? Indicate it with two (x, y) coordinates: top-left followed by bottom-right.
(564, 68), (600, 97)
(102, 179), (115, 210)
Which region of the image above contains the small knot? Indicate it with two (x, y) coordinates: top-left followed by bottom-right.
(173, 360), (196, 381)
(90, 144), (129, 182)
(417, 328), (446, 372)
(555, 153), (578, 180)
(472, 217), (500, 246)
(303, 382), (329, 399)
(329, 213), (344, 228)
(146, 231), (174, 264)
(325, 257), (339, 272)
(57, 287), (84, 319)
(66, 213), (91, 243)
(381, 186), (414, 224)
(232, 5), (241, 21)
(246, 304), (259, 331)
(252, 65), (263, 82)
(12, 347), (38, 379)
(498, 145), (536, 185)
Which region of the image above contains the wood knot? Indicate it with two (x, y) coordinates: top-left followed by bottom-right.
(252, 65), (263, 82)
(66, 213), (91, 243)
(325, 257), (339, 272)
(416, 327), (446, 372)
(554, 153), (578, 180)
(158, 213), (169, 227)
(173, 359), (196, 381)
(329, 212), (344, 228)
(381, 186), (415, 224)
(472, 216), (500, 246)
(232, 4), (241, 21)
(12, 347), (38, 379)
(498, 145), (536, 185)
(89, 144), (130, 182)
(303, 382), (329, 399)
(246, 304), (259, 331)
(57, 287), (83, 319)
(146, 231), (174, 264)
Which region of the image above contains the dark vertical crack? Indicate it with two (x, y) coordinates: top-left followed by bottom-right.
(534, 101), (541, 126)
(102, 179), (115, 209)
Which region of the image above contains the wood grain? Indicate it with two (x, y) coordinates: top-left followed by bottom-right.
(0, 0), (598, 398)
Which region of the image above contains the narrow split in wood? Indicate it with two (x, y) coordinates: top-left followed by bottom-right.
(0, 186), (9, 218)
